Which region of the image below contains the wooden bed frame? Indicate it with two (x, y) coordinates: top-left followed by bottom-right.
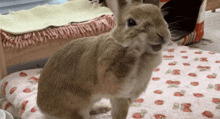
(0, 35), (7, 79)
(0, 30), (109, 80)
(0, 34), (72, 80)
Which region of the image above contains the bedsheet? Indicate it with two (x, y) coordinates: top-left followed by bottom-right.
(0, 44), (220, 119)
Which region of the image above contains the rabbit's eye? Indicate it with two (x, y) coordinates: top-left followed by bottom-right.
(127, 18), (137, 27)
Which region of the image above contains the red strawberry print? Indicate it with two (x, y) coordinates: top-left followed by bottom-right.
(181, 103), (192, 112)
(166, 80), (180, 85)
(182, 103), (191, 107)
(183, 63), (190, 66)
(134, 98), (144, 103)
(180, 51), (187, 53)
(31, 107), (37, 112)
(166, 80), (173, 84)
(168, 62), (177, 66)
(207, 73), (217, 79)
(208, 52), (215, 54)
(200, 57), (208, 62)
(20, 108), (25, 116)
(154, 100), (164, 105)
(207, 75), (215, 79)
(190, 82), (199, 86)
(212, 98), (220, 104)
(195, 51), (202, 54)
(204, 66), (211, 69)
(188, 73), (197, 77)
(172, 69), (180, 75)
(163, 55), (174, 58)
(174, 90), (185, 97)
(154, 114), (166, 119)
(173, 81), (180, 85)
(152, 77), (160, 81)
(154, 90), (163, 94)
(203, 66), (211, 69)
(174, 92), (184, 97)
(182, 56), (188, 59)
(154, 68), (160, 72)
(169, 55), (174, 58)
(3, 82), (8, 94)
(132, 112), (143, 118)
(29, 77), (39, 83)
(215, 60), (220, 63)
(168, 49), (174, 52)
(215, 84), (220, 91)
(20, 72), (27, 77)
(10, 87), (17, 94)
(22, 100), (28, 107)
(23, 88), (32, 93)
(193, 93), (204, 98)
(202, 111), (214, 118)
(197, 66), (203, 69)
(172, 72), (180, 75)
(163, 55), (168, 58)
(182, 107), (192, 112)
(5, 102), (11, 110)
(20, 100), (29, 116)
(197, 66), (210, 69)
(173, 69), (180, 72)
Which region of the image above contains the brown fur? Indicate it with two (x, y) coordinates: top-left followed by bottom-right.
(37, 0), (171, 119)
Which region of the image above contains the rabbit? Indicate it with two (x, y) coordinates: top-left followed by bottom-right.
(37, 0), (171, 119)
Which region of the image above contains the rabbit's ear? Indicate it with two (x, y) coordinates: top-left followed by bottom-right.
(105, 0), (127, 25)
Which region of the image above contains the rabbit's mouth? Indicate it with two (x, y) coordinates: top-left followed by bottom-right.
(151, 44), (162, 51)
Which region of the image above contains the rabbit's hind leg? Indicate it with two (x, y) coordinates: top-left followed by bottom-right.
(58, 108), (90, 119)
(55, 91), (92, 119)
(110, 98), (131, 119)
(43, 109), (90, 119)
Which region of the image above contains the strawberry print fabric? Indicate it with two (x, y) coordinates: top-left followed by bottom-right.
(126, 43), (220, 119)
(0, 69), (46, 119)
(0, 44), (220, 119)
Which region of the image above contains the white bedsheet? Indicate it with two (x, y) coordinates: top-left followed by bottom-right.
(0, 44), (220, 119)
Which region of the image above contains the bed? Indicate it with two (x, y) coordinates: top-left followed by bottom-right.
(1, 0), (220, 119)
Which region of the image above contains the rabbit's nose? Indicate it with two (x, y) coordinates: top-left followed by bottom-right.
(157, 33), (165, 44)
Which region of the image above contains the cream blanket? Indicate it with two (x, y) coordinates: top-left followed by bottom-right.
(0, 0), (112, 34)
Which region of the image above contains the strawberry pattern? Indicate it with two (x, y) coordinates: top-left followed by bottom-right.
(0, 43), (220, 119)
(126, 43), (220, 119)
(0, 69), (43, 119)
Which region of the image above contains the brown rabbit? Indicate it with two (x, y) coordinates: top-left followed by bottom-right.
(37, 0), (171, 119)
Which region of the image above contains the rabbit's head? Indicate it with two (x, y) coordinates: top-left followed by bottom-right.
(106, 0), (171, 54)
